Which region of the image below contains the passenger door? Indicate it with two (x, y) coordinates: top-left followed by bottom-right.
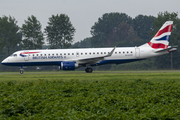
(24, 51), (29, 61)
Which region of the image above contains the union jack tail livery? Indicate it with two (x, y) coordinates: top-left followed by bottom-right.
(148, 21), (173, 49)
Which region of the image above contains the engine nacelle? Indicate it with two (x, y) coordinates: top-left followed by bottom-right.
(61, 62), (78, 70)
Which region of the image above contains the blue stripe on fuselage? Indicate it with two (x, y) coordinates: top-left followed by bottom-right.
(20, 54), (26, 57)
(1, 61), (62, 66)
(1, 59), (145, 67)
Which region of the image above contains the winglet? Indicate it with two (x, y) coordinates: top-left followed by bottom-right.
(105, 46), (116, 57)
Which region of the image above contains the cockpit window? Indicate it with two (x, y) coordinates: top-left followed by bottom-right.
(10, 54), (17, 57)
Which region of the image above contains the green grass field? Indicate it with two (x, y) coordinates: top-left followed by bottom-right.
(0, 70), (180, 83)
(1, 70), (180, 119)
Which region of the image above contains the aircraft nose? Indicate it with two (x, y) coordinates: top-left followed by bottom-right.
(1, 58), (8, 65)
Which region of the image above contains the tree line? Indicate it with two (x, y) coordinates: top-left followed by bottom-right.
(0, 11), (180, 71)
(0, 14), (75, 56)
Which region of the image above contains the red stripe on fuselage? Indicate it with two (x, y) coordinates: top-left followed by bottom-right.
(20, 52), (40, 54)
(154, 24), (173, 38)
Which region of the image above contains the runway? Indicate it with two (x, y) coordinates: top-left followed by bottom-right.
(1, 70), (180, 75)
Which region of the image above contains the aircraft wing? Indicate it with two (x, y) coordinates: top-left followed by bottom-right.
(66, 46), (116, 65)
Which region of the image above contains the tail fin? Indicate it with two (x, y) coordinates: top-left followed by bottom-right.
(148, 21), (173, 49)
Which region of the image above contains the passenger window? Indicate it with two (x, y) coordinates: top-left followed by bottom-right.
(127, 52), (129, 53)
(37, 54), (38, 56)
(97, 52), (99, 54)
(104, 52), (106, 54)
(85, 53), (87, 55)
(44, 54), (46, 56)
(89, 53), (91, 55)
(81, 53), (83, 55)
(33, 54), (34, 56)
(101, 52), (103, 54)
(131, 51), (133, 53)
(64, 53), (66, 55)
(41, 54), (42, 56)
(60, 53), (62, 55)
(119, 52), (121, 54)
(56, 54), (58, 56)
(123, 52), (125, 54)
(68, 53), (70, 55)
(72, 53), (74, 55)
(115, 52), (117, 54)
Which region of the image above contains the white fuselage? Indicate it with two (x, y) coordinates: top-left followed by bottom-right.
(1, 45), (167, 67)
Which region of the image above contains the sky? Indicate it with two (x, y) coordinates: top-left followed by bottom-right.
(0, 0), (180, 43)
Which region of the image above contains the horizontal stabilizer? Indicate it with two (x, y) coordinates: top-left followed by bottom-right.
(154, 45), (178, 53)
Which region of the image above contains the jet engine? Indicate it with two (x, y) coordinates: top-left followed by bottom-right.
(60, 62), (78, 70)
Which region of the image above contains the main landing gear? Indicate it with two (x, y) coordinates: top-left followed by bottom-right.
(85, 67), (93, 73)
(20, 69), (24, 74)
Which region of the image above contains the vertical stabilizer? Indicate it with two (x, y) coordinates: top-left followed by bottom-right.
(148, 21), (173, 49)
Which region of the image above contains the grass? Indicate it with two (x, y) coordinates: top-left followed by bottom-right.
(1, 70), (180, 119)
(0, 70), (180, 83)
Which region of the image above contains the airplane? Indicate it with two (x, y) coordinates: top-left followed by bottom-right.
(1, 21), (177, 74)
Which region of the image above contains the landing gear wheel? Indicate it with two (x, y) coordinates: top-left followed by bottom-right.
(85, 68), (93, 73)
(20, 69), (24, 74)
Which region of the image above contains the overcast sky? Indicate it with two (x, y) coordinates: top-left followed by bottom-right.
(1, 0), (180, 43)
